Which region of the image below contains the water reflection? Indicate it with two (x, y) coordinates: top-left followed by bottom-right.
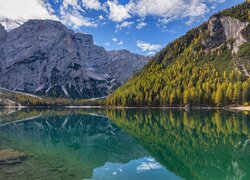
(90, 157), (182, 180)
(0, 108), (250, 180)
(105, 109), (250, 180)
(0, 111), (148, 179)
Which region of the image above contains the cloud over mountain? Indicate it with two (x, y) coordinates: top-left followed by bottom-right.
(0, 0), (240, 55)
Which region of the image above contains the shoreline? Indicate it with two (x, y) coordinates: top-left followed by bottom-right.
(230, 106), (250, 111)
(1, 105), (249, 111)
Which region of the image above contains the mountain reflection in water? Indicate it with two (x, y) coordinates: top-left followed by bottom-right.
(0, 108), (249, 180)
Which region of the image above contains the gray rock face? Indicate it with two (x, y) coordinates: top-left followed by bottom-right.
(203, 16), (249, 53)
(106, 50), (150, 84)
(0, 20), (149, 99)
(0, 25), (7, 43)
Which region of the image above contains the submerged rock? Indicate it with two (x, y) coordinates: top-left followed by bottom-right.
(0, 149), (28, 167)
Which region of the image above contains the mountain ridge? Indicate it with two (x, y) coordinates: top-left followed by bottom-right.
(0, 19), (150, 99)
(105, 2), (250, 107)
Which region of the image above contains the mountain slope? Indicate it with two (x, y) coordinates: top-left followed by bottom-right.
(0, 20), (149, 99)
(106, 50), (150, 84)
(106, 2), (250, 107)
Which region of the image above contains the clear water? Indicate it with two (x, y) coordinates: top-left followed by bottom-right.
(0, 108), (250, 180)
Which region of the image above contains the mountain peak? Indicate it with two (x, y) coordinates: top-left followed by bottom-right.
(105, 1), (250, 107)
(19, 19), (69, 32)
(26, 19), (63, 24)
(0, 19), (149, 99)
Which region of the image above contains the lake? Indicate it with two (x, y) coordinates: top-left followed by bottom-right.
(0, 108), (250, 180)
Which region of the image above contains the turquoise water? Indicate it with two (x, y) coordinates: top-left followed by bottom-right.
(0, 109), (250, 180)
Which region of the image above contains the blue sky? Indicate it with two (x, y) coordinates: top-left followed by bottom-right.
(0, 0), (245, 55)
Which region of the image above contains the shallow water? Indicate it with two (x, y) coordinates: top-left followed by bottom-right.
(0, 108), (250, 180)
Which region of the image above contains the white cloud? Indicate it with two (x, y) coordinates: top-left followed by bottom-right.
(118, 40), (123, 45)
(161, 28), (178, 34)
(137, 40), (162, 52)
(104, 42), (110, 46)
(136, 22), (147, 29)
(105, 0), (225, 25)
(82, 0), (101, 10)
(112, 37), (123, 46)
(59, 0), (97, 28)
(99, 15), (104, 20)
(0, 0), (99, 30)
(116, 21), (133, 30)
(60, 12), (97, 29)
(61, 0), (84, 12)
(0, 0), (226, 32)
(147, 51), (155, 56)
(106, 0), (131, 22)
(208, 0), (225, 3)
(185, 17), (196, 26)
(132, 0), (208, 21)
(0, 0), (58, 29)
(137, 162), (162, 173)
(0, 0), (57, 20)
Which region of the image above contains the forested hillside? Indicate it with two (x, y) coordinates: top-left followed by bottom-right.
(105, 2), (250, 107)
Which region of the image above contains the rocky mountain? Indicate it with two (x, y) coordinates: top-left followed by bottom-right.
(203, 16), (249, 54)
(0, 20), (149, 99)
(106, 2), (250, 107)
(0, 18), (23, 31)
(106, 50), (150, 84)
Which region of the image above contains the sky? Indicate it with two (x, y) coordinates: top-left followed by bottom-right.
(0, 0), (245, 55)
